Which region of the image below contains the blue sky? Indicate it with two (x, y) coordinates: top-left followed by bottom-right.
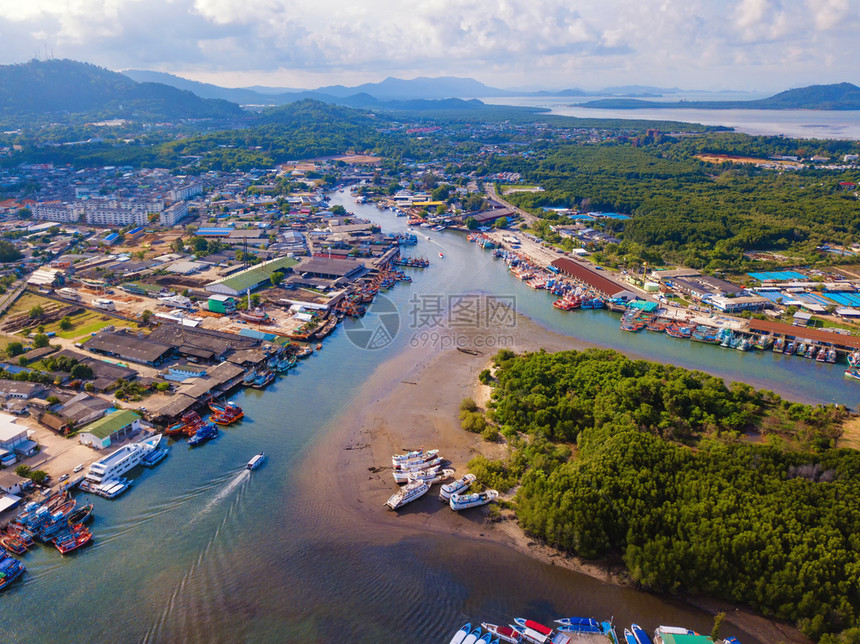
(0, 0), (857, 90)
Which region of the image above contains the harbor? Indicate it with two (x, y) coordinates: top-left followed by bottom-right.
(0, 188), (845, 642)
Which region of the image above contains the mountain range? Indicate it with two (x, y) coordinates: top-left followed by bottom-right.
(577, 83), (860, 110)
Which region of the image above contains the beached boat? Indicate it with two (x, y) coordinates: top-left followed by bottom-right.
(238, 308), (268, 323)
(408, 467), (454, 485)
(653, 626), (696, 642)
(0, 551), (25, 592)
(631, 624), (653, 644)
(440, 473), (476, 501)
(481, 623), (523, 643)
(247, 452), (265, 470)
(385, 480), (429, 510)
(391, 448), (438, 467)
(188, 424), (219, 447)
(461, 626), (485, 644)
(393, 461), (442, 483)
(624, 629), (637, 644)
(449, 489), (499, 511)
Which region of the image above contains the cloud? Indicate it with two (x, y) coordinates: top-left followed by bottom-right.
(0, 0), (857, 89)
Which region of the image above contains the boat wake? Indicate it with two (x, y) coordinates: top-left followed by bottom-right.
(197, 469), (249, 517)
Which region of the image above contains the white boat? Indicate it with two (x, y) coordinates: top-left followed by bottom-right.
(247, 452), (265, 470)
(449, 489), (499, 511)
(481, 623), (523, 643)
(385, 480), (429, 510)
(391, 448), (437, 464)
(393, 464), (440, 484)
(392, 457), (442, 483)
(461, 627), (484, 644)
(407, 467), (454, 485)
(449, 623), (472, 644)
(440, 473), (476, 501)
(391, 449), (439, 468)
(85, 434), (162, 485)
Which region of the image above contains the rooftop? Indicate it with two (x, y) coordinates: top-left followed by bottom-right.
(80, 409), (140, 439)
(207, 256), (298, 294)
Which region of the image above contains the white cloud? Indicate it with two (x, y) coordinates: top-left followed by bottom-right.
(0, 0), (857, 90)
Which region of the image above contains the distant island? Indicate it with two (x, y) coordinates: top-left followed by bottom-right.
(577, 82), (860, 110)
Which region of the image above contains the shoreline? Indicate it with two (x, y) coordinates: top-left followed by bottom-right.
(297, 311), (812, 644)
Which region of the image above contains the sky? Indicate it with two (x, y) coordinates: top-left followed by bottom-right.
(0, 0), (857, 91)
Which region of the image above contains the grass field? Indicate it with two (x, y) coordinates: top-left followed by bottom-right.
(5, 292), (56, 317)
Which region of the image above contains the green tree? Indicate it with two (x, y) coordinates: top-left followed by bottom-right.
(6, 341), (24, 357)
(141, 309), (153, 325)
(330, 204), (347, 215)
(29, 305), (43, 318)
(493, 216), (509, 229)
(32, 333), (50, 348)
(59, 316), (73, 331)
(70, 363), (93, 380)
(465, 216), (479, 230)
(171, 238), (185, 253)
(30, 470), (48, 484)
(270, 271), (285, 286)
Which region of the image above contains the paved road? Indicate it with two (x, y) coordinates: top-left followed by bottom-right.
(485, 184), (538, 226)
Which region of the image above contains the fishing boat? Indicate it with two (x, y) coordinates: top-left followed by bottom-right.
(67, 502), (94, 526)
(251, 370), (275, 389)
(238, 308), (268, 323)
(385, 480), (429, 510)
(0, 533), (27, 554)
(449, 623), (473, 644)
(481, 623), (523, 643)
(439, 252), (444, 258)
(209, 401), (244, 425)
(439, 473), (476, 501)
(449, 489), (499, 511)
(796, 343), (806, 357)
(53, 524), (92, 554)
(773, 337), (785, 352)
(313, 316), (338, 340)
(844, 367), (860, 381)
(555, 617), (601, 633)
(0, 551), (25, 592)
(816, 346), (827, 362)
(188, 424), (219, 447)
(665, 324), (693, 339)
(827, 348), (837, 363)
(624, 630), (638, 644)
(631, 624), (653, 644)
(242, 370), (258, 386)
(784, 341), (796, 355)
(849, 351), (860, 367)
(247, 452), (265, 470)
(294, 345), (313, 359)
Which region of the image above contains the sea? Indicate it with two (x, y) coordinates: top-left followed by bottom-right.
(4, 190), (856, 642)
(482, 93), (860, 139)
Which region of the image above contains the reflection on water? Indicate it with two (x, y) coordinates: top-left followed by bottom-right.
(5, 190), (848, 642)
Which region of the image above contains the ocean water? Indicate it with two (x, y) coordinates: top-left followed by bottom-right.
(3, 190), (853, 643)
(483, 95), (860, 139)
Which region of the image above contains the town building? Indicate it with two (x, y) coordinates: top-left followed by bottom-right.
(84, 330), (173, 366)
(0, 413), (38, 458)
(78, 409), (142, 449)
(159, 201), (190, 226)
(550, 258), (637, 301)
(205, 256), (297, 297)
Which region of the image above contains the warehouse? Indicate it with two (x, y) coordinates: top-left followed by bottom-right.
(550, 258), (637, 301)
(205, 256), (298, 296)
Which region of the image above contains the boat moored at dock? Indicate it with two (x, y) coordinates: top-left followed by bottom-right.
(481, 623), (523, 643)
(0, 551), (25, 592)
(85, 434), (162, 485)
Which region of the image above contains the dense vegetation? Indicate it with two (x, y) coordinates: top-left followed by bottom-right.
(472, 349), (857, 641)
(487, 138), (860, 269)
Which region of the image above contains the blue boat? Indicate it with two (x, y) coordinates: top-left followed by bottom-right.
(448, 623), (471, 644)
(631, 624), (653, 644)
(556, 616), (601, 633)
(624, 629), (638, 644)
(0, 551), (25, 592)
(188, 424), (218, 447)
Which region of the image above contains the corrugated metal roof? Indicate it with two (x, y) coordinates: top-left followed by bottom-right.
(207, 256), (297, 294)
(80, 409), (140, 439)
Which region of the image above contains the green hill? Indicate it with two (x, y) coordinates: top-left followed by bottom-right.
(0, 59), (244, 124)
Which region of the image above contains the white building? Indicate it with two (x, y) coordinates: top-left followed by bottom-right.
(32, 202), (82, 223)
(83, 198), (164, 227)
(159, 201), (190, 226)
(0, 413), (38, 457)
(170, 183), (203, 201)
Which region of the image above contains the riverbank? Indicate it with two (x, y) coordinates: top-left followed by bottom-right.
(303, 311), (813, 644)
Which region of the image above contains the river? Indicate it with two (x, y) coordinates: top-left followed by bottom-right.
(4, 189), (853, 642)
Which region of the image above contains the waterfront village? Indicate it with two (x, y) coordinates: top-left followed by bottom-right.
(2, 150), (860, 574)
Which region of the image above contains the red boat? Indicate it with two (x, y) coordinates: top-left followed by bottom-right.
(0, 533), (27, 555)
(54, 524), (92, 554)
(209, 401), (244, 426)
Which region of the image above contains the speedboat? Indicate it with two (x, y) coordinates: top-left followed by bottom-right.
(513, 618), (562, 644)
(440, 473), (476, 501)
(449, 489), (499, 511)
(481, 623), (523, 643)
(631, 624), (653, 644)
(555, 616), (601, 633)
(247, 452), (265, 470)
(624, 629), (637, 644)
(449, 623), (472, 644)
(461, 627), (484, 644)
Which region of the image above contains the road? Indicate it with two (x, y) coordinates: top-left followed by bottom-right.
(484, 183), (538, 226)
